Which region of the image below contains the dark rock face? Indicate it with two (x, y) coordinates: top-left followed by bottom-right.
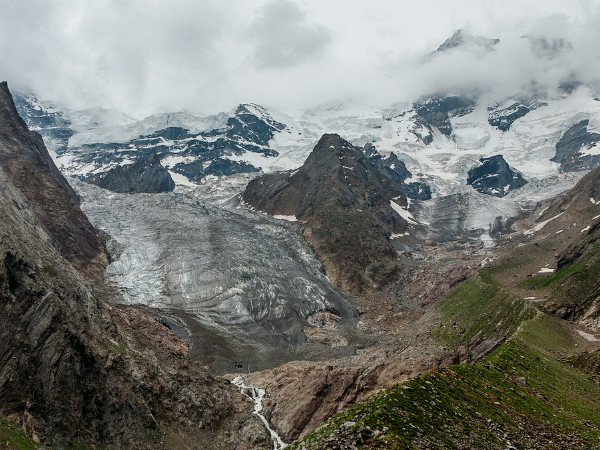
(0, 82), (107, 279)
(173, 158), (259, 183)
(226, 104), (287, 145)
(87, 153), (175, 193)
(489, 104), (527, 131)
(414, 95), (475, 138)
(435, 29), (499, 53)
(365, 145), (432, 200)
(467, 155), (527, 197)
(0, 83), (267, 449)
(487, 98), (547, 131)
(243, 134), (409, 295)
(551, 120), (600, 172)
(72, 104), (277, 182)
(13, 92), (73, 155)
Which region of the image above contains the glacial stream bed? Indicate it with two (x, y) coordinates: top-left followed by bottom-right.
(74, 176), (364, 373)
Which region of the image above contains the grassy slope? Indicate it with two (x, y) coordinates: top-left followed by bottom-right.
(519, 234), (600, 319)
(0, 419), (39, 450)
(434, 268), (534, 352)
(291, 266), (600, 450)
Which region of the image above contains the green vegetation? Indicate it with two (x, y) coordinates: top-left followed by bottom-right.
(291, 262), (600, 449)
(292, 314), (600, 449)
(41, 265), (58, 278)
(521, 260), (588, 289)
(435, 269), (534, 349)
(519, 238), (600, 314)
(0, 418), (38, 450)
(112, 344), (127, 354)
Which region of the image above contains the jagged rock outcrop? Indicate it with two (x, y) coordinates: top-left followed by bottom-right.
(467, 155), (527, 197)
(243, 134), (409, 296)
(226, 104), (287, 145)
(0, 82), (107, 279)
(551, 119), (600, 172)
(414, 95), (475, 139)
(365, 145), (431, 200)
(487, 98), (546, 131)
(435, 29), (499, 53)
(13, 92), (74, 154)
(87, 153), (175, 193)
(0, 83), (268, 449)
(173, 158), (259, 182)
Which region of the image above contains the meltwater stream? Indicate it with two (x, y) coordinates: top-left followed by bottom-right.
(232, 376), (287, 450)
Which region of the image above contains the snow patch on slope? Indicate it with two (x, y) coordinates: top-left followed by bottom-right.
(390, 200), (418, 225)
(525, 212), (564, 235)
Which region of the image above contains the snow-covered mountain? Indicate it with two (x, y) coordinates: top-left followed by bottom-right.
(16, 88), (600, 192)
(21, 89), (600, 196)
(11, 29), (600, 295)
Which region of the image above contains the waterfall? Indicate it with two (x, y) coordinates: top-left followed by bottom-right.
(232, 376), (287, 450)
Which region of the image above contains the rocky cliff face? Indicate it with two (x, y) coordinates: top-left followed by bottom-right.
(487, 98), (546, 131)
(0, 83), (267, 449)
(467, 155), (527, 197)
(87, 153), (175, 193)
(365, 145), (431, 200)
(243, 134), (409, 296)
(517, 165), (600, 326)
(551, 119), (600, 172)
(413, 95), (475, 140)
(0, 82), (107, 280)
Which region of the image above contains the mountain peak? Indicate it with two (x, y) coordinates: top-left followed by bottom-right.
(243, 133), (411, 295)
(0, 81), (107, 279)
(435, 29), (499, 53)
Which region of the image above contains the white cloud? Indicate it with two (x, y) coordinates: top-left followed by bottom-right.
(0, 0), (597, 116)
(247, 0), (331, 68)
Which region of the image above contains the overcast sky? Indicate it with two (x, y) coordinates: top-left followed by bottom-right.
(1, 0), (598, 117)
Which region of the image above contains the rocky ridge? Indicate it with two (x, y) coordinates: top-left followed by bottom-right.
(551, 119), (600, 172)
(0, 82), (107, 280)
(365, 144), (431, 200)
(0, 82), (268, 449)
(243, 133), (410, 296)
(467, 154), (527, 197)
(87, 152), (175, 193)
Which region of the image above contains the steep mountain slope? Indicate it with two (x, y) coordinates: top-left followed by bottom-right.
(286, 156), (600, 450)
(467, 154), (527, 197)
(0, 82), (107, 279)
(292, 313), (600, 450)
(0, 83), (268, 449)
(505, 165), (600, 327)
(243, 134), (410, 295)
(551, 119), (600, 172)
(87, 152), (175, 193)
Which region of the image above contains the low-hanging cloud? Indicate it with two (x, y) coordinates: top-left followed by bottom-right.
(0, 0), (598, 116)
(247, 0), (332, 69)
(398, 12), (600, 102)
